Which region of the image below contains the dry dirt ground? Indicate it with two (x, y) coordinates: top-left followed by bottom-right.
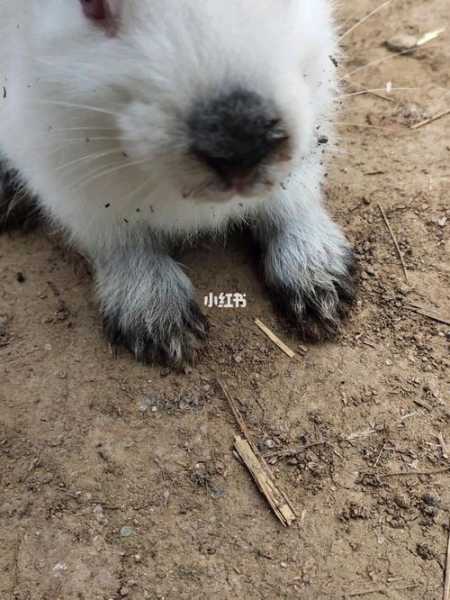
(1, 1), (450, 599)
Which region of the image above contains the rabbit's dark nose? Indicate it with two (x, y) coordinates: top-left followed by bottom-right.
(188, 89), (289, 189)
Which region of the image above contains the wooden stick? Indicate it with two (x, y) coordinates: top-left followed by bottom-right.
(345, 79), (395, 103)
(378, 203), (409, 283)
(413, 398), (434, 412)
(234, 435), (297, 528)
(255, 319), (296, 358)
(348, 583), (416, 597)
(264, 441), (328, 460)
(349, 588), (382, 597)
(366, 467), (450, 479)
(411, 109), (450, 130)
(444, 519), (450, 600)
(218, 379), (297, 527)
(217, 379), (254, 445)
(404, 305), (450, 327)
(440, 434), (449, 460)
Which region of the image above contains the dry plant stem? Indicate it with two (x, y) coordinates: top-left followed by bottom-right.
(414, 399), (433, 411)
(218, 379), (297, 527)
(342, 42), (444, 82)
(264, 442), (328, 460)
(378, 203), (409, 283)
(345, 79), (395, 103)
(254, 319), (296, 358)
(348, 583), (416, 597)
(411, 109), (450, 130)
(234, 436), (297, 528)
(439, 434), (449, 460)
(444, 519), (450, 600)
(404, 306), (450, 327)
(368, 467), (450, 479)
(340, 0), (393, 41)
(217, 379), (254, 444)
(416, 28), (446, 47)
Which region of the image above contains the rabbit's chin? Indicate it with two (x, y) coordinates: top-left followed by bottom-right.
(178, 165), (291, 204)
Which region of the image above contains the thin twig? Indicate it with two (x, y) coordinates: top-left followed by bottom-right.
(218, 379), (297, 527)
(373, 443), (386, 468)
(340, 0), (393, 41)
(336, 122), (398, 131)
(217, 379), (254, 445)
(440, 434), (449, 461)
(342, 42), (444, 82)
(9, 534), (22, 595)
(416, 28), (446, 47)
(348, 583), (416, 597)
(413, 399), (433, 412)
(366, 467), (450, 479)
(411, 109), (450, 130)
(404, 305), (450, 327)
(444, 519), (450, 600)
(378, 203), (409, 283)
(345, 80), (395, 103)
(255, 319), (296, 359)
(264, 441), (328, 460)
(234, 436), (297, 528)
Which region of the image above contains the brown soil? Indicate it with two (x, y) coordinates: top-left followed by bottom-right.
(1, 1), (449, 599)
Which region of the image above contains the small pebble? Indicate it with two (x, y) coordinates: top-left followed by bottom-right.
(93, 505), (106, 522)
(52, 562), (67, 575)
(385, 34), (418, 53)
(120, 526), (136, 538)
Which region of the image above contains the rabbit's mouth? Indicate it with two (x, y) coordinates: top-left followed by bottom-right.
(181, 163), (287, 203)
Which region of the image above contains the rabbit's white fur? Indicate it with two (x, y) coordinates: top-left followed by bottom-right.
(0, 0), (356, 364)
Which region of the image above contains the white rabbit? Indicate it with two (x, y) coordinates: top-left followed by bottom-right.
(0, 0), (356, 365)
